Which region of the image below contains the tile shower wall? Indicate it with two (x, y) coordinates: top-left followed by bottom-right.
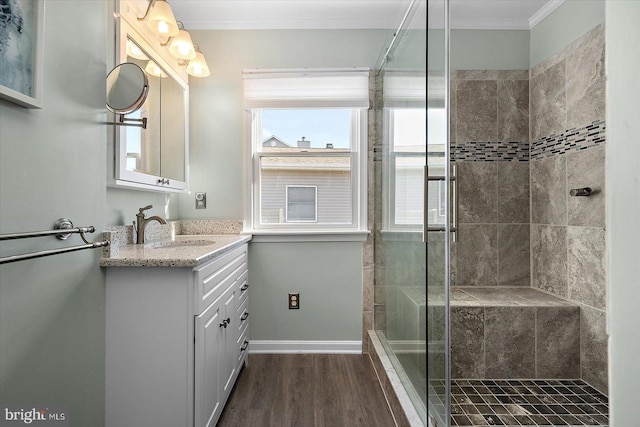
(450, 70), (531, 288)
(529, 24), (607, 393)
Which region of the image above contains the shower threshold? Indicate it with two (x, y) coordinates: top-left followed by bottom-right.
(430, 378), (609, 426)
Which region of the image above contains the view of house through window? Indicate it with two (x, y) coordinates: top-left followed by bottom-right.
(245, 70), (369, 231)
(254, 108), (362, 228)
(286, 185), (317, 222)
(388, 108), (429, 227)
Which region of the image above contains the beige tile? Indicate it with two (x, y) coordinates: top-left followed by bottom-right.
(536, 306), (581, 378)
(567, 226), (606, 309)
(566, 25), (606, 129)
(581, 306), (608, 394)
(497, 162), (530, 223)
(498, 79), (529, 143)
(531, 155), (567, 226)
(485, 306), (536, 378)
(567, 146), (605, 227)
(457, 161), (498, 223)
(456, 80), (498, 142)
(531, 224), (568, 298)
(497, 224), (530, 287)
(530, 60), (567, 141)
(457, 224), (498, 287)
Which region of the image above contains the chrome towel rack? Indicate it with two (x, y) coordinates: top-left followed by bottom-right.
(0, 218), (110, 265)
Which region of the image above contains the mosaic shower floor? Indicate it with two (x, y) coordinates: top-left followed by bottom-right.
(430, 379), (609, 426)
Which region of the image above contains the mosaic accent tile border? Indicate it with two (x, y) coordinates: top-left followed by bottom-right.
(531, 120), (606, 160)
(451, 141), (530, 162)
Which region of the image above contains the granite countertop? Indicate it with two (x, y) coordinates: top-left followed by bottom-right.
(100, 234), (251, 268)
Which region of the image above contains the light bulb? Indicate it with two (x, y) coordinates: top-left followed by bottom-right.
(187, 51), (210, 77)
(157, 20), (169, 34)
(145, 0), (179, 38)
(126, 40), (148, 60)
(145, 61), (166, 78)
(168, 29), (196, 60)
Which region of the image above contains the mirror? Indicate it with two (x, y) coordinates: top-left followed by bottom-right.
(106, 63), (149, 114)
(109, 17), (189, 192)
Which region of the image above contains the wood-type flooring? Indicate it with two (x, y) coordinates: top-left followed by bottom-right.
(217, 354), (397, 427)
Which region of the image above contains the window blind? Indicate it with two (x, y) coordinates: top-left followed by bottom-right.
(243, 69), (370, 109)
(382, 71), (428, 108)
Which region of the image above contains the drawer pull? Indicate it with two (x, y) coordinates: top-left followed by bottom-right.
(240, 312), (249, 321)
(240, 283), (249, 291)
(240, 340), (249, 352)
(219, 317), (231, 328)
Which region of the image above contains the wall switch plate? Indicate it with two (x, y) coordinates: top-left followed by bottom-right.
(288, 293), (300, 309)
(195, 192), (206, 209)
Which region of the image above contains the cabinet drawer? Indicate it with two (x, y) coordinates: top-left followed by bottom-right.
(237, 324), (249, 366)
(236, 273), (249, 311)
(237, 298), (249, 334)
(194, 245), (247, 314)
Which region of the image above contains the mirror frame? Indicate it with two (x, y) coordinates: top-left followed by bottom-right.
(106, 62), (149, 114)
(109, 15), (190, 193)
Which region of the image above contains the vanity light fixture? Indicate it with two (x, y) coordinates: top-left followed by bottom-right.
(138, 0), (179, 38)
(186, 45), (211, 78)
(144, 61), (167, 78)
(165, 22), (196, 61)
(126, 39), (148, 60)
(137, 0), (211, 78)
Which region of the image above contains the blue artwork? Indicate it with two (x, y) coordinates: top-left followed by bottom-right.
(0, 0), (36, 97)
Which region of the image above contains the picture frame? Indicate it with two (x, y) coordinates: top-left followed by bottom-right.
(0, 0), (45, 109)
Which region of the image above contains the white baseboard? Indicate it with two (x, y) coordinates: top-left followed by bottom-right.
(248, 340), (362, 354)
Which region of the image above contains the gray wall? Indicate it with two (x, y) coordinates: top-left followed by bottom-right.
(177, 29), (390, 221)
(0, 2), (109, 425)
(177, 30), (390, 344)
(249, 242), (363, 342)
(606, 1), (640, 424)
(429, 29), (530, 71)
(530, 0), (604, 67)
(452, 30), (529, 70)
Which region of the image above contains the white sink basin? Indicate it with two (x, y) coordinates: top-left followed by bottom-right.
(152, 239), (216, 249)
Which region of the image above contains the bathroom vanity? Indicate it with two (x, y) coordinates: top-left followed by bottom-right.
(102, 235), (251, 427)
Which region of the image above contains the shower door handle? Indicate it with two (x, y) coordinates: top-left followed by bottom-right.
(423, 165), (428, 242)
(423, 164), (458, 242)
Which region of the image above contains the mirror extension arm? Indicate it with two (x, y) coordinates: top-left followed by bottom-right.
(106, 63), (149, 129)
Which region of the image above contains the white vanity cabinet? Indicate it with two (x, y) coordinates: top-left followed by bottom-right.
(105, 244), (249, 427)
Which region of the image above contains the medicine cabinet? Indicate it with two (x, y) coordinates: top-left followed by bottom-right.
(108, 11), (189, 192)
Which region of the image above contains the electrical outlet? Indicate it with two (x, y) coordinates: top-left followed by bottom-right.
(288, 293), (300, 309)
(195, 192), (206, 209)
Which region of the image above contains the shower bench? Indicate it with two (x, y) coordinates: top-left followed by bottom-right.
(449, 287), (581, 380)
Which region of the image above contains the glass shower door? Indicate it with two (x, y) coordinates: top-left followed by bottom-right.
(426, 0), (450, 425)
(374, 0), (449, 425)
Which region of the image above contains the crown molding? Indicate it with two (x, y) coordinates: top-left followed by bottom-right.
(529, 0), (566, 29)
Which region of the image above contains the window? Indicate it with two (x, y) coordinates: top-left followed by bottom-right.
(244, 70), (369, 232)
(381, 71), (430, 230)
(286, 186), (317, 222)
(385, 108), (428, 228)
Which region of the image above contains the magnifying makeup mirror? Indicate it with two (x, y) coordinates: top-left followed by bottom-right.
(106, 63), (149, 128)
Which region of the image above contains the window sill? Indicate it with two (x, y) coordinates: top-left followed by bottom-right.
(380, 229), (425, 242)
(246, 229), (371, 243)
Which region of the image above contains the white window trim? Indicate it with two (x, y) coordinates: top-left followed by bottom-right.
(245, 108), (368, 235)
(383, 108), (434, 232)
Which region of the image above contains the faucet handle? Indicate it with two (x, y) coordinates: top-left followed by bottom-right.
(139, 205), (153, 213)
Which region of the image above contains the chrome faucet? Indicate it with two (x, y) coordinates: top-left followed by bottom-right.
(135, 205), (167, 244)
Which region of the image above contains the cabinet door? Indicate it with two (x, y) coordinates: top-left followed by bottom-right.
(194, 297), (224, 427)
(221, 287), (238, 397)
